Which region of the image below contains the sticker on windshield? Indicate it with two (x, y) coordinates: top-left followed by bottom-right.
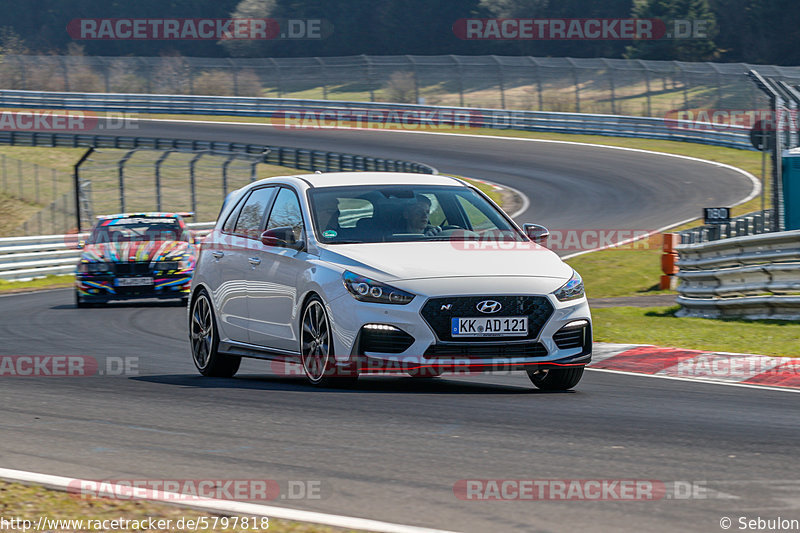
(322, 230), (338, 238)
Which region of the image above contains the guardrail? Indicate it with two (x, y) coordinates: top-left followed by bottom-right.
(675, 229), (800, 320)
(0, 89), (753, 150)
(0, 222), (214, 281)
(0, 130), (436, 175)
(678, 210), (775, 244)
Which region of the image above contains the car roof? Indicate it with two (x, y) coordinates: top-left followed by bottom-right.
(271, 172), (465, 189)
(95, 212), (186, 220)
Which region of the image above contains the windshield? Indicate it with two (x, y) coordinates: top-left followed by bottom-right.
(88, 217), (187, 244)
(308, 185), (525, 244)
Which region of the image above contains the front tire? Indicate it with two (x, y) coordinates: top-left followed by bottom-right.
(75, 289), (89, 308)
(300, 296), (357, 387)
(190, 290), (241, 377)
(527, 367), (584, 391)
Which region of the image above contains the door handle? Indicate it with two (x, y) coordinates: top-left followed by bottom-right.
(211, 251), (224, 259)
(248, 257), (261, 266)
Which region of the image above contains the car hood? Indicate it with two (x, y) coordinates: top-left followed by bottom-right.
(318, 241), (573, 282)
(81, 240), (193, 263)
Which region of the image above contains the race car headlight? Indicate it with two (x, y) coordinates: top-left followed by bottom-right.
(343, 271), (414, 305)
(178, 259), (192, 270)
(79, 261), (112, 274)
(156, 261), (179, 271)
(553, 270), (585, 302)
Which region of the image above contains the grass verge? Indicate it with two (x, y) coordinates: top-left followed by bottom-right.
(0, 274), (74, 294)
(592, 306), (800, 357)
(0, 481), (350, 532)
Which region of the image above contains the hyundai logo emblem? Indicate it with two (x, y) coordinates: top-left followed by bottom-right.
(476, 300), (502, 314)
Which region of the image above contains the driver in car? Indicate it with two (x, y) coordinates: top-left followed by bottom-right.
(402, 195), (442, 236)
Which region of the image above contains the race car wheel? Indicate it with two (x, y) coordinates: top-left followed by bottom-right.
(527, 367), (584, 391)
(75, 289), (90, 308)
(300, 296), (357, 387)
(190, 289), (240, 377)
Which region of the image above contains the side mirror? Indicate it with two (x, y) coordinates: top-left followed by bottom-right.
(523, 223), (549, 245)
(260, 227), (304, 250)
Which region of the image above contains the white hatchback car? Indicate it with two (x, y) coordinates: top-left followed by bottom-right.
(189, 172), (591, 390)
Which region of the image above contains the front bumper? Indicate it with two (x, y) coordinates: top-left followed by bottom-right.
(76, 272), (192, 301)
(326, 287), (592, 373)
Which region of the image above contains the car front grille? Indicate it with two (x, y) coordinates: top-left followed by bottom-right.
(113, 262), (152, 276)
(420, 296), (553, 342)
(424, 342), (548, 359)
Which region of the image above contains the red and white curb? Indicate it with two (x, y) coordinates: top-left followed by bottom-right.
(590, 343), (800, 391)
(0, 468), (456, 533)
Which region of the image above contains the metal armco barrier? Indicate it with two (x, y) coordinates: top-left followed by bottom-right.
(0, 90), (753, 150)
(0, 222), (214, 281)
(675, 229), (800, 320)
(0, 130), (436, 175)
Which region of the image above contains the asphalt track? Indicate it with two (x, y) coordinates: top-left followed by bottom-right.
(3, 123), (795, 533)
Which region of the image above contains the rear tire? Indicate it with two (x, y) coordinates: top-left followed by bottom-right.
(527, 367), (584, 391)
(190, 290), (241, 377)
(300, 295), (358, 387)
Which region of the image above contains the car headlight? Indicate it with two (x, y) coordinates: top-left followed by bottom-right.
(342, 271), (415, 305)
(79, 261), (111, 274)
(156, 261), (179, 271)
(553, 270), (585, 302)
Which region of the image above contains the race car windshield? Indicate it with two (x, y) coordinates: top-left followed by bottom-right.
(309, 185), (525, 244)
(88, 218), (185, 244)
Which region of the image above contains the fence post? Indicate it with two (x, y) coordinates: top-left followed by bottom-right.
(566, 58), (580, 113)
(364, 55), (374, 102)
(315, 57), (327, 100)
(117, 149), (136, 214)
(154, 150), (172, 212)
(189, 152), (204, 216)
(450, 55), (464, 107)
(17, 160), (22, 200)
(529, 58), (543, 111)
(270, 58), (282, 98)
(250, 161), (258, 182)
(602, 59), (616, 114)
(638, 59), (652, 117)
(73, 148), (94, 232)
(1, 154), (6, 192)
(222, 155), (235, 196)
(34, 163), (39, 204)
(492, 56), (505, 109)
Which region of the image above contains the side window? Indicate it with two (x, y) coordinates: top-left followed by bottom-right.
(222, 193), (248, 233)
(233, 187), (276, 239)
(266, 188), (305, 244)
(456, 194), (494, 231)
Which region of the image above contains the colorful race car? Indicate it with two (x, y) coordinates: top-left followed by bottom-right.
(75, 212), (198, 307)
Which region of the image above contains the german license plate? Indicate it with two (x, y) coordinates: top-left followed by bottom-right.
(115, 277), (154, 287)
(451, 317), (528, 337)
